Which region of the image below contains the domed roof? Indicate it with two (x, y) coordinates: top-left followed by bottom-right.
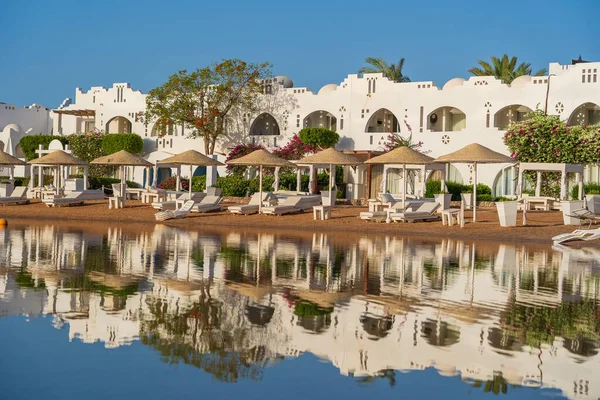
(317, 83), (338, 95)
(442, 77), (466, 90)
(273, 75), (294, 88)
(510, 75), (532, 87)
(2, 123), (22, 133)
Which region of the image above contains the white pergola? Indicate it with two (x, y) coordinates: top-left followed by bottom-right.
(517, 163), (584, 200)
(381, 163), (447, 197)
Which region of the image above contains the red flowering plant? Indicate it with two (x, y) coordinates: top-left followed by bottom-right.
(157, 176), (189, 191)
(225, 143), (264, 175)
(382, 120), (427, 153)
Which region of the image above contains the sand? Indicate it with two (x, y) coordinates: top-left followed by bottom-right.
(0, 198), (593, 245)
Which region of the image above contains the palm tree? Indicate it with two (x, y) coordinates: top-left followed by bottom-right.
(359, 57), (411, 82)
(468, 54), (547, 84)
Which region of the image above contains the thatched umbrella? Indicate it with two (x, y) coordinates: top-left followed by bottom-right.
(157, 150), (224, 197)
(0, 150), (26, 183)
(434, 144), (514, 222)
(28, 150), (87, 194)
(365, 146), (435, 209)
(227, 149), (295, 212)
(297, 148), (361, 207)
(91, 150), (152, 207)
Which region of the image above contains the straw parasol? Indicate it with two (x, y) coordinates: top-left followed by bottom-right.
(157, 150), (224, 197)
(227, 149), (295, 212)
(434, 143), (514, 222)
(0, 150), (26, 183)
(91, 150), (152, 207)
(365, 146), (435, 209)
(297, 148), (361, 207)
(28, 150), (87, 193)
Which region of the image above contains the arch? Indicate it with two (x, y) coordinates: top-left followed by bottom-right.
(567, 102), (600, 126)
(427, 107), (466, 132)
(106, 116), (132, 134)
(494, 104), (532, 130)
(0, 140), (4, 152)
(492, 166), (516, 197)
(250, 113), (280, 136)
(245, 304), (275, 326)
(420, 319), (460, 347)
(365, 108), (399, 133)
(157, 167), (171, 184)
(303, 110), (337, 132)
(193, 166), (206, 177)
(14, 144), (25, 158)
(360, 314), (394, 340)
(150, 120), (175, 137)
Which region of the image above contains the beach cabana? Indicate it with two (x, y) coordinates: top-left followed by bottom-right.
(0, 150), (26, 182)
(297, 148), (362, 207)
(91, 150), (152, 207)
(434, 144), (514, 222)
(157, 150), (224, 197)
(364, 146), (441, 209)
(28, 150), (88, 195)
(516, 162), (583, 201)
(227, 149), (296, 212)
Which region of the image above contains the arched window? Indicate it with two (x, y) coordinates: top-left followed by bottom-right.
(494, 105), (532, 130)
(106, 116), (132, 134)
(427, 107), (466, 132)
(250, 113), (280, 135)
(364, 108), (400, 133)
(150, 120), (175, 137)
(303, 110), (337, 132)
(568, 102), (600, 126)
(0, 141), (4, 152)
(14, 144), (25, 158)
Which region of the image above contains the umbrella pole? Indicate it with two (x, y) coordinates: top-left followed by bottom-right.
(402, 163), (407, 210)
(259, 165), (263, 213)
(189, 165), (193, 198)
(473, 162), (477, 223)
(329, 163), (333, 208)
(121, 165), (126, 208)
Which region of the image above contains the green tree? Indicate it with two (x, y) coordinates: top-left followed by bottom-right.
(468, 54), (547, 83)
(101, 133), (143, 155)
(298, 127), (340, 149)
(358, 57), (411, 82)
(142, 59), (271, 155)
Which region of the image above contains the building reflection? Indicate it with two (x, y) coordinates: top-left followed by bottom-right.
(0, 223), (599, 399)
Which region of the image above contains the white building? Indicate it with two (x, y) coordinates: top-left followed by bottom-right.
(2, 60), (599, 198)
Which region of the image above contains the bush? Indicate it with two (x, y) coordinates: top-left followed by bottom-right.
(157, 176), (190, 191)
(87, 177), (139, 190)
(572, 183), (600, 200)
(68, 131), (110, 176)
(101, 133), (143, 155)
(191, 176), (206, 192)
(298, 127), (340, 149)
(426, 180), (492, 201)
(215, 175), (251, 197)
(19, 135), (69, 160)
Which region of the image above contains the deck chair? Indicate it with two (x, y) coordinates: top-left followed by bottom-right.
(155, 200), (196, 221)
(261, 196), (304, 216)
(553, 227), (600, 244)
(191, 195), (223, 213)
(360, 193), (405, 221)
(389, 201), (441, 223)
(152, 192), (206, 210)
(42, 191), (85, 207)
(0, 186), (30, 206)
(568, 196), (600, 228)
(228, 192), (275, 215)
(206, 187), (222, 196)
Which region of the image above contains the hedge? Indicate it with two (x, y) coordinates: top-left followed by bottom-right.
(87, 177), (139, 190)
(571, 183), (600, 200)
(425, 180), (492, 201)
(101, 133), (143, 155)
(19, 135), (69, 160)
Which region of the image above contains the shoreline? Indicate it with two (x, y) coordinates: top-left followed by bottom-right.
(1, 199), (594, 246)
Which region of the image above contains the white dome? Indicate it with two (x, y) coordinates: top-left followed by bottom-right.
(273, 75), (294, 88)
(2, 123), (22, 133)
(510, 75), (532, 87)
(442, 78), (466, 90)
(318, 83), (338, 95)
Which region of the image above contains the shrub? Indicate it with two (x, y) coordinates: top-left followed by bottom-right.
(191, 176), (206, 192)
(426, 180), (491, 201)
(572, 183), (600, 200)
(19, 135), (69, 160)
(215, 175), (250, 197)
(157, 176), (190, 191)
(87, 177), (139, 190)
(68, 131), (110, 176)
(101, 133), (143, 155)
(298, 127), (340, 150)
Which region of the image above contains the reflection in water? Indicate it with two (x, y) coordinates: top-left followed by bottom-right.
(1, 224), (600, 398)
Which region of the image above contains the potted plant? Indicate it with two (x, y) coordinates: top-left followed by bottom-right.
(495, 197), (518, 227)
(461, 189), (473, 210)
(434, 190), (452, 211)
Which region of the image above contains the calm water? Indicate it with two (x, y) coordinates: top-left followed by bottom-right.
(1, 222), (599, 400)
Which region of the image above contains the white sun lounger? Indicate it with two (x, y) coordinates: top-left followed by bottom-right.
(228, 192), (275, 215)
(42, 191), (85, 207)
(360, 193), (404, 221)
(552, 227), (600, 244)
(155, 200), (196, 221)
(152, 192), (206, 210)
(389, 201), (441, 223)
(191, 195), (223, 213)
(0, 186), (30, 206)
(261, 196), (304, 216)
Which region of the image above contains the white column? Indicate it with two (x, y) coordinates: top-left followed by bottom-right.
(152, 165), (158, 187)
(440, 166), (447, 193)
(517, 167), (524, 197)
(296, 168), (302, 192)
(577, 172), (583, 200)
(382, 165), (388, 193)
(473, 163), (478, 222)
(308, 165), (315, 194)
(560, 170), (567, 200)
(145, 167), (151, 188)
(175, 167), (181, 191)
(29, 166), (35, 189)
(83, 166), (88, 190)
(38, 164), (43, 188)
(510, 166), (516, 196)
(535, 171), (542, 197)
(273, 166), (280, 191)
(8, 166), (14, 183)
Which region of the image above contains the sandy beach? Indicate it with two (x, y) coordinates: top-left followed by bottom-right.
(0, 198), (592, 245)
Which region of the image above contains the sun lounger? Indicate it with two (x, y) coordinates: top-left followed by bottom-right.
(360, 193), (404, 221)
(228, 192), (275, 215)
(42, 191), (85, 207)
(261, 196), (304, 216)
(567, 196), (600, 228)
(553, 227), (600, 244)
(0, 186), (30, 206)
(389, 201), (441, 223)
(155, 200), (196, 221)
(191, 195), (223, 213)
(152, 192), (206, 210)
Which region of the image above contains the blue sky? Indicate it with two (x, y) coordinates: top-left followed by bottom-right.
(1, 0), (599, 108)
